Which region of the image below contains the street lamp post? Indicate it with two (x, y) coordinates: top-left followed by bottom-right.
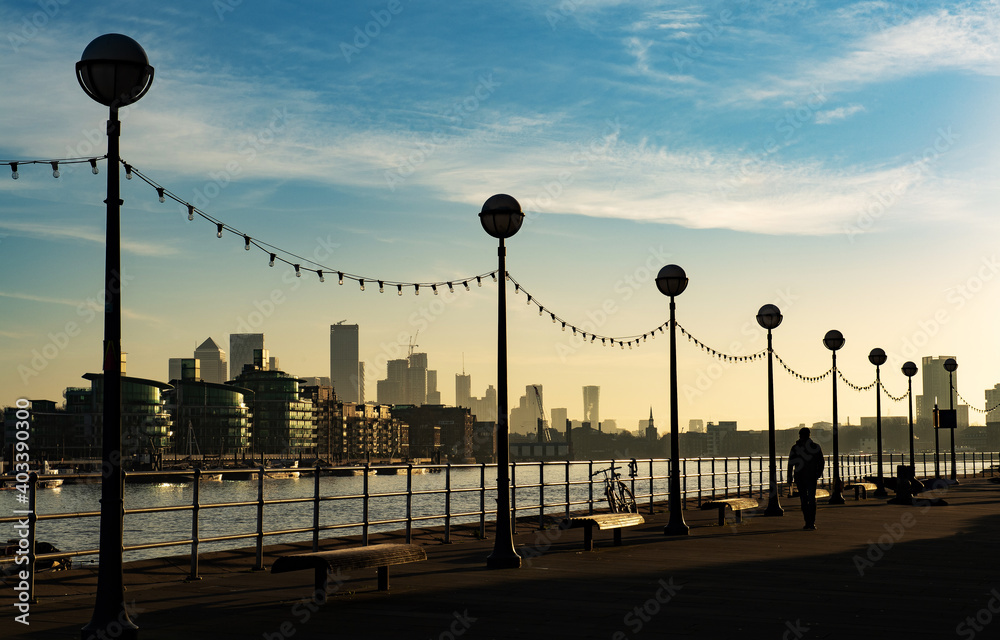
(868, 348), (888, 498)
(657, 265), (689, 536)
(756, 304), (783, 517)
(944, 358), (958, 483)
(480, 194), (524, 569)
(77, 33), (153, 640)
(902, 362), (918, 468)
(823, 330), (846, 504)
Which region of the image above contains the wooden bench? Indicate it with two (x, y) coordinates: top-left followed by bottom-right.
(844, 482), (878, 500)
(271, 543), (426, 602)
(561, 513), (645, 551)
(700, 498), (758, 526)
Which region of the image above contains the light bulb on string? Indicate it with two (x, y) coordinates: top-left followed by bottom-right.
(244, 235), (251, 250)
(269, 254), (276, 267)
(124, 164), (132, 180)
(476, 277), (482, 287)
(318, 270), (325, 282)
(359, 280), (365, 291)
(51, 161), (59, 178)
(294, 264), (301, 277)
(493, 273), (498, 282)
(216, 223), (224, 238)
(188, 205), (195, 221)
(89, 159), (99, 175)
(447, 282), (454, 293)
(397, 285), (403, 296)
(378, 281), (384, 293)
(338, 272), (344, 285)
(432, 284), (438, 295)
(157, 188), (165, 203)
(9, 163), (17, 179)
(414, 284), (419, 295)
(463, 281), (469, 291)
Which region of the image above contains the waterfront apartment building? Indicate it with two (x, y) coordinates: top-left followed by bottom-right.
(82, 373), (174, 460)
(231, 368), (315, 455)
(330, 323), (362, 403)
(583, 386), (600, 427)
(164, 375), (252, 457)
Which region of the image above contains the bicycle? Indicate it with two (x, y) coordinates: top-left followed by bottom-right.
(592, 465), (637, 513)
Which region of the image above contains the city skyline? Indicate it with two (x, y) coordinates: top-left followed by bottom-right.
(3, 2), (1000, 431)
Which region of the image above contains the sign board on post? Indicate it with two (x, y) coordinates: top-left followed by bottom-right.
(936, 408), (957, 430)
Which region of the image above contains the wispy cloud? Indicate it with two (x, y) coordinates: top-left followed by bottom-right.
(816, 104), (866, 124)
(0, 290), (164, 324)
(0, 220), (178, 256)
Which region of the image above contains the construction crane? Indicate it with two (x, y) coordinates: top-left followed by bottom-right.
(408, 329), (420, 357)
(532, 385), (551, 443)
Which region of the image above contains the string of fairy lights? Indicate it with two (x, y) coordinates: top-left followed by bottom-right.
(0, 154), (975, 408)
(952, 386), (1000, 415)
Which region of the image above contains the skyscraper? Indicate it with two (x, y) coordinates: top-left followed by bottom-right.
(230, 333), (265, 379)
(330, 323), (362, 403)
(194, 337), (227, 384)
(917, 355), (958, 424)
(407, 352), (428, 405)
(583, 385), (600, 427)
(455, 373), (472, 408)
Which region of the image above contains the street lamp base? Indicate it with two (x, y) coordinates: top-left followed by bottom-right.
(827, 493), (846, 505)
(486, 549), (522, 569)
(663, 519), (689, 536)
(763, 502), (784, 517)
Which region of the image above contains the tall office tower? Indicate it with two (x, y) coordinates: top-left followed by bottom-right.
(583, 385), (600, 427)
(230, 333), (265, 378)
(688, 419), (705, 433)
(426, 370), (441, 404)
(407, 352), (428, 405)
(330, 323), (362, 403)
(917, 355), (958, 424)
(986, 384), (1000, 424)
(455, 373), (472, 408)
(551, 407), (568, 432)
(194, 337), (227, 384)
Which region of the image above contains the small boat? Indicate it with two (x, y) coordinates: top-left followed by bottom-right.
(3, 540), (72, 571)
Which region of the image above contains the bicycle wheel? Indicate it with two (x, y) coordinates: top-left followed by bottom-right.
(605, 486), (620, 513)
(617, 482), (637, 513)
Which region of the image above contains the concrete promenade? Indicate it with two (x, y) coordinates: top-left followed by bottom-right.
(4, 477), (1000, 639)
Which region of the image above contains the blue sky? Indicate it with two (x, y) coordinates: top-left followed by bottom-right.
(2, 0), (1000, 435)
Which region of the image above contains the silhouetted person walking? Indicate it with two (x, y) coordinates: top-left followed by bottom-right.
(787, 427), (824, 530)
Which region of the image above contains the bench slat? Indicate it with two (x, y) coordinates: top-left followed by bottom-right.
(563, 513), (645, 530)
(272, 543), (426, 574)
(701, 498), (758, 511)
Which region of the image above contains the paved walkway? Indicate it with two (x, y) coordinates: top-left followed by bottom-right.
(4, 478), (1000, 639)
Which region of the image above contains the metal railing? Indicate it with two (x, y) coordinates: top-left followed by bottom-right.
(2, 452), (996, 603)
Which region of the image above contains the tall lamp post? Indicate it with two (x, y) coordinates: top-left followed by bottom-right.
(902, 362), (917, 469)
(657, 265), (689, 536)
(944, 358), (958, 483)
(757, 304), (783, 517)
(77, 34), (153, 640)
(480, 194), (524, 569)
(823, 330), (846, 504)
(868, 348), (889, 498)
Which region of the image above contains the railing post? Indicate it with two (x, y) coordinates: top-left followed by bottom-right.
(479, 463), (486, 539)
(696, 458), (702, 507)
(444, 463), (452, 544)
(565, 461), (571, 519)
(588, 460), (594, 515)
(25, 473), (37, 604)
(683, 458), (689, 509)
(510, 461), (518, 534)
(254, 466), (265, 571)
(363, 462), (371, 546)
(312, 463), (321, 552)
(648, 459), (654, 515)
(189, 468), (201, 581)
(405, 463), (412, 544)
(538, 462), (545, 530)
